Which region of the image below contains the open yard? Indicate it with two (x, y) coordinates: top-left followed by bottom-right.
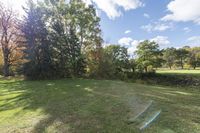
(157, 69), (200, 76)
(0, 78), (200, 133)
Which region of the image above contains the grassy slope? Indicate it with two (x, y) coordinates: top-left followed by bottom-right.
(0, 78), (200, 133)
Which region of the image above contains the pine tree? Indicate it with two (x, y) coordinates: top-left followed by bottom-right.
(22, 1), (53, 79)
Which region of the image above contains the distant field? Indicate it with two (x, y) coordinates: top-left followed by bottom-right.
(156, 69), (200, 77)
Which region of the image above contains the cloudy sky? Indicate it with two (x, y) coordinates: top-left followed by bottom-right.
(1, 0), (200, 54)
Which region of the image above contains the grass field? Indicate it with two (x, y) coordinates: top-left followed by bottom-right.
(157, 69), (200, 78)
(0, 78), (200, 133)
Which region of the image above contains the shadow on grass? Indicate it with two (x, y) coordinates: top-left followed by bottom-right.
(0, 79), (200, 133)
(0, 79), (132, 133)
(0, 79), (93, 132)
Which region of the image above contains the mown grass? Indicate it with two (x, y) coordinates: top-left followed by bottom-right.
(156, 69), (200, 79)
(0, 78), (200, 133)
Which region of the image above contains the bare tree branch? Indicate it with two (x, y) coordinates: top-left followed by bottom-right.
(0, 2), (24, 76)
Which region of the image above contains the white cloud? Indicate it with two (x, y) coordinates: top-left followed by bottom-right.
(161, 0), (200, 25)
(187, 36), (200, 46)
(187, 36), (200, 42)
(82, 0), (93, 5)
(118, 37), (143, 55)
(118, 36), (172, 54)
(128, 36), (171, 53)
(150, 36), (171, 48)
(131, 40), (141, 46)
(183, 27), (191, 33)
(106, 37), (139, 55)
(128, 40), (144, 55)
(1, 0), (143, 19)
(126, 41), (137, 55)
(141, 22), (173, 32)
(143, 13), (150, 18)
(141, 24), (153, 32)
(86, 0), (143, 19)
(118, 37), (133, 46)
(153, 24), (172, 31)
(102, 42), (111, 48)
(127, 46), (136, 55)
(124, 30), (131, 34)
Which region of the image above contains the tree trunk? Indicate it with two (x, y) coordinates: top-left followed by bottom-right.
(194, 65), (196, 70)
(144, 67), (148, 73)
(2, 42), (10, 77)
(180, 58), (183, 69)
(3, 55), (10, 77)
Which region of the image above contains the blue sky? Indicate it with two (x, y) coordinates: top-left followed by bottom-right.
(1, 0), (200, 54)
(85, 0), (200, 54)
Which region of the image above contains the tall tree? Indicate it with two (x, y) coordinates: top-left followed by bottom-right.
(187, 47), (200, 69)
(99, 45), (129, 78)
(69, 0), (103, 76)
(69, 0), (102, 51)
(135, 40), (160, 72)
(45, 0), (72, 77)
(21, 0), (100, 79)
(175, 48), (188, 69)
(68, 26), (86, 76)
(163, 48), (176, 69)
(45, 0), (86, 77)
(129, 58), (136, 72)
(105, 45), (129, 72)
(21, 0), (53, 79)
(0, 3), (23, 76)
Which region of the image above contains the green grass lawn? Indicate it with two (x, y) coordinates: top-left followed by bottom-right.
(0, 78), (200, 133)
(157, 69), (200, 78)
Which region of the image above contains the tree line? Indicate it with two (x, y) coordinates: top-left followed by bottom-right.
(0, 0), (199, 80)
(135, 41), (200, 72)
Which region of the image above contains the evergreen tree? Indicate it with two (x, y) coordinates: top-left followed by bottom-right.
(22, 1), (54, 79)
(68, 26), (86, 76)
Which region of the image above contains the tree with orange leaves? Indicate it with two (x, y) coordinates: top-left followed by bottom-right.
(0, 3), (24, 76)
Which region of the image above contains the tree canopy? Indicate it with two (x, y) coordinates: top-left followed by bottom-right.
(0, 0), (200, 79)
